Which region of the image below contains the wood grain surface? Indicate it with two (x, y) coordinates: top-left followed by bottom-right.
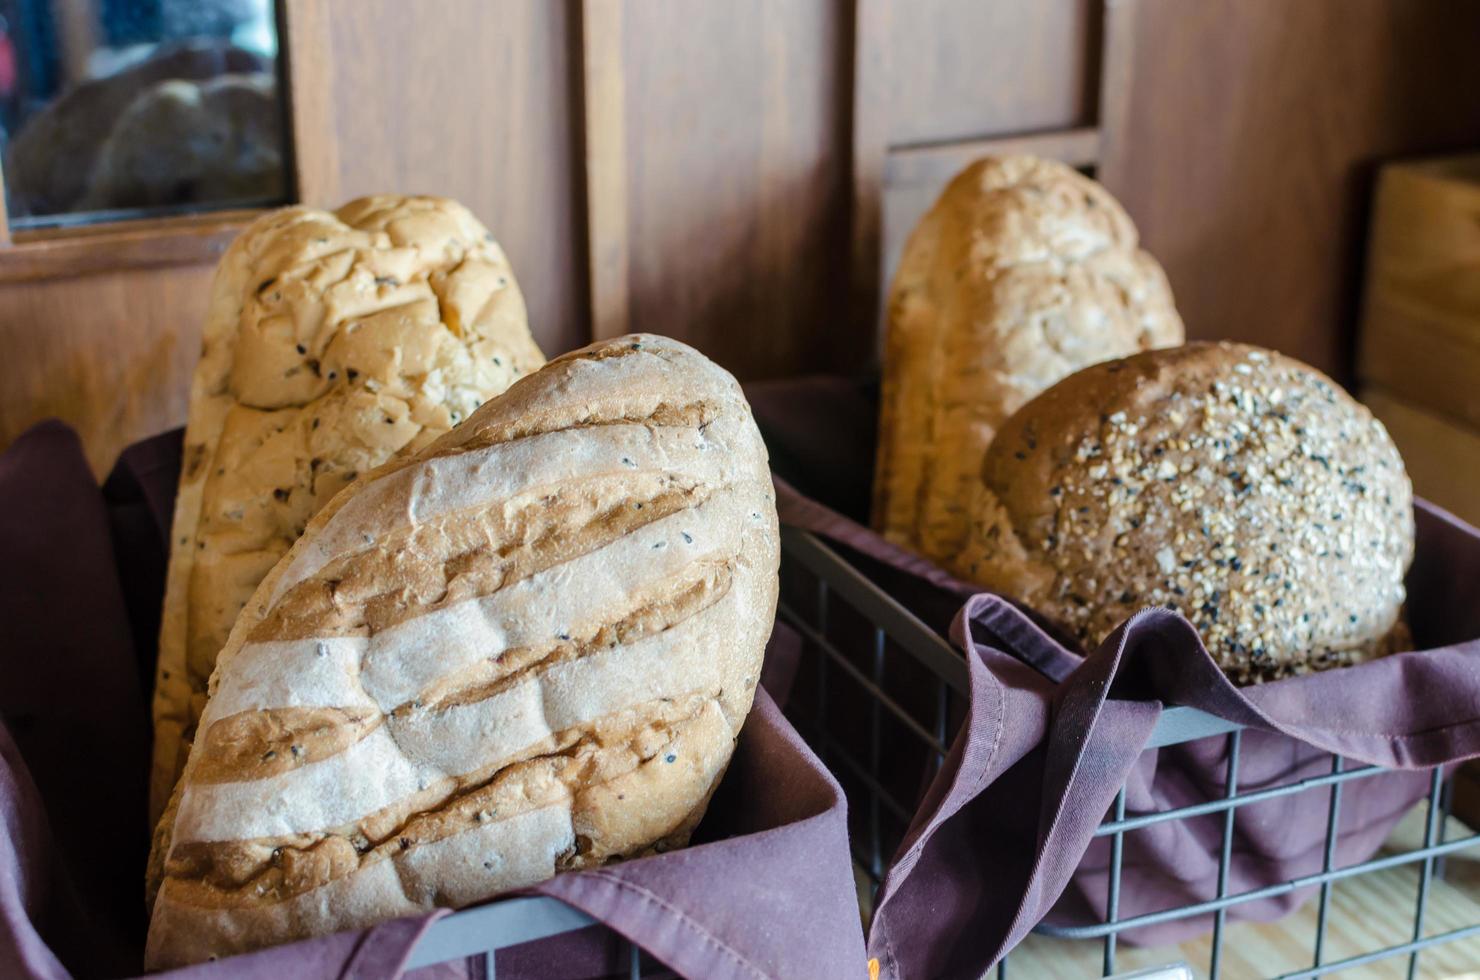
(314, 0), (587, 360)
(1, 0), (1478, 483)
(0, 264), (214, 475)
(598, 0), (854, 380)
(1099, 0), (1480, 381)
(885, 0), (1099, 147)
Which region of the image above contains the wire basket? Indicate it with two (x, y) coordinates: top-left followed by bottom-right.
(776, 525), (1480, 980)
(401, 898), (651, 977)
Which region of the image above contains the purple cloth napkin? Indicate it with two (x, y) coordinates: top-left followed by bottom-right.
(0, 421), (868, 980)
(0, 421), (149, 977)
(747, 376), (1480, 978)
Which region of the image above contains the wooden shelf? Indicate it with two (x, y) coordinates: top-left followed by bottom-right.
(884, 126), (1102, 187)
(0, 209), (259, 283)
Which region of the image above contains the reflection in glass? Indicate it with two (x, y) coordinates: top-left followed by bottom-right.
(0, 0), (287, 228)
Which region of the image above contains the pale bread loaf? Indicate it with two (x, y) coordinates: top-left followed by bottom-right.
(873, 155), (1184, 567)
(957, 342), (1414, 683)
(150, 196), (545, 824)
(145, 334), (779, 968)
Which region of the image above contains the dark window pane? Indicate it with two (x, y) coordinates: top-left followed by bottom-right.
(0, 0), (289, 228)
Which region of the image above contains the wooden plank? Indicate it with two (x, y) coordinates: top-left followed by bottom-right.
(314, 0), (586, 359)
(885, 0), (1099, 147)
(884, 127), (1101, 187)
(610, 0), (854, 379)
(580, 0), (630, 341)
(1363, 386), (1480, 530)
(1360, 296), (1480, 433)
(849, 0), (892, 351)
(1098, 0), (1480, 381)
(0, 264), (215, 475)
(280, 0), (341, 207)
(0, 211), (251, 283)
(1357, 154), (1480, 427)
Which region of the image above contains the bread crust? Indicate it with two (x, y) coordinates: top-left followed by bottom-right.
(145, 334), (779, 968)
(150, 196), (545, 825)
(957, 342), (1415, 682)
(873, 155), (1184, 566)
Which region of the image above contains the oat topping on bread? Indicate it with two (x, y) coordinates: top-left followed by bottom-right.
(958, 342), (1414, 682)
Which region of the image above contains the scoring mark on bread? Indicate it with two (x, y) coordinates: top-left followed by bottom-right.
(452, 399), (720, 459)
(165, 694), (718, 907)
(196, 552), (735, 787)
(193, 707), (379, 784)
(252, 475), (717, 642)
(405, 560), (733, 716)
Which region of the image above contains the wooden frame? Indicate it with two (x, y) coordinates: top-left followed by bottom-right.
(0, 0), (321, 283)
(579, 0), (630, 341)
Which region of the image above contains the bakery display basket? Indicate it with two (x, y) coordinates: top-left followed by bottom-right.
(777, 522), (1480, 979)
(401, 899), (634, 977)
(0, 423), (870, 980)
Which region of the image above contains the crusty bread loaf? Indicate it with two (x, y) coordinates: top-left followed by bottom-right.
(145, 334), (779, 968)
(150, 196), (545, 824)
(5, 41), (268, 215)
(78, 73), (283, 211)
(873, 155), (1184, 568)
(956, 342), (1414, 683)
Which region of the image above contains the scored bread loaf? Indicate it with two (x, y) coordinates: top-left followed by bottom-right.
(150, 196), (545, 824)
(956, 342), (1414, 683)
(873, 155), (1184, 568)
(144, 334), (779, 968)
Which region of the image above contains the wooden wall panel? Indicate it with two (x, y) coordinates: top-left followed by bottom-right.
(0, 265), (214, 475)
(8, 0), (1480, 476)
(588, 0), (854, 380)
(1099, 0), (1480, 381)
(319, 0), (587, 360)
(886, 0), (1099, 146)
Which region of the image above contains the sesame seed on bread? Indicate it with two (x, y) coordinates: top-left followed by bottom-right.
(145, 335), (779, 967)
(955, 342), (1414, 683)
(150, 196), (546, 827)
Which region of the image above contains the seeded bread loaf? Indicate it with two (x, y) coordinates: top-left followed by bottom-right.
(873, 155), (1184, 567)
(150, 196), (545, 824)
(144, 334), (779, 968)
(956, 342), (1414, 683)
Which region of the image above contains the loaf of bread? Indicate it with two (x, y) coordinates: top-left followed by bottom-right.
(956, 342), (1414, 683)
(78, 73), (284, 212)
(149, 197), (545, 824)
(145, 334), (779, 968)
(5, 41), (268, 215)
(873, 155), (1184, 568)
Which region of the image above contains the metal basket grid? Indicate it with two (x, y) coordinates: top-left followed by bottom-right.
(776, 525), (1480, 980)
